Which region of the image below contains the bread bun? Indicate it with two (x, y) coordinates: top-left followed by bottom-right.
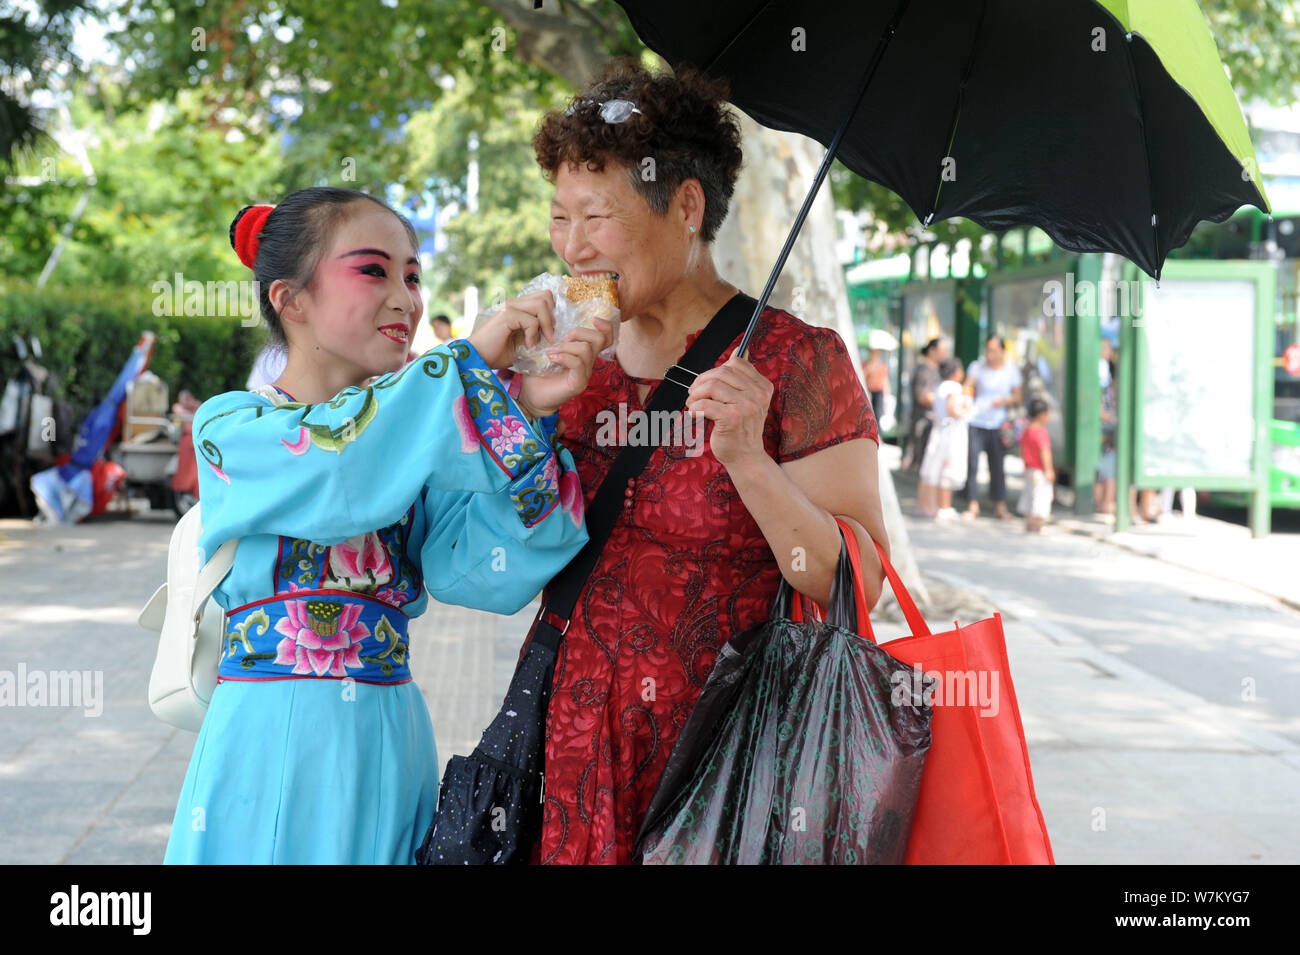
(563, 275), (619, 323)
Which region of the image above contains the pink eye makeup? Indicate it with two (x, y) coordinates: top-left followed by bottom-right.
(338, 248), (422, 286)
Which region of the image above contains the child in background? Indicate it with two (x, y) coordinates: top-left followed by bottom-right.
(918, 356), (973, 521)
(1018, 398), (1055, 532)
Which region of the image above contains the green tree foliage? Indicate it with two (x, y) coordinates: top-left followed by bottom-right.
(109, 0), (514, 190)
(2, 80), (283, 293)
(18, 0), (1300, 298)
(103, 1), (643, 292)
(406, 72), (568, 304)
(0, 281), (265, 411)
(0, 0), (89, 168)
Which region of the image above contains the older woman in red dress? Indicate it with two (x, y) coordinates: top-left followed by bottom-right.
(498, 64), (889, 864)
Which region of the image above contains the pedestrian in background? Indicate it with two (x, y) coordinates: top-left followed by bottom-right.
(902, 336), (947, 472)
(919, 356), (973, 521)
(1158, 487), (1198, 522)
(862, 347), (891, 422)
(1019, 397), (1054, 533)
(1094, 337), (1117, 516)
(961, 335), (1023, 521)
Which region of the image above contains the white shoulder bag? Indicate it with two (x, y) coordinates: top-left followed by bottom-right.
(139, 386), (289, 730)
(140, 505), (238, 731)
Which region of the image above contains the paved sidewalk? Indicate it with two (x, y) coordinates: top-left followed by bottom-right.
(914, 565), (1299, 864)
(3, 462), (1298, 863)
(885, 443), (1300, 863)
(1052, 511), (1300, 611)
(950, 443), (1300, 609)
(0, 514), (528, 864)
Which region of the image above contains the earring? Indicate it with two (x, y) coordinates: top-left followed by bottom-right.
(688, 225), (697, 234)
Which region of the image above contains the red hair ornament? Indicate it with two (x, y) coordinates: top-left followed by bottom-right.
(234, 204), (274, 269)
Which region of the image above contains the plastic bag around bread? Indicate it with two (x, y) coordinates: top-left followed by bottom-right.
(472, 272), (621, 375)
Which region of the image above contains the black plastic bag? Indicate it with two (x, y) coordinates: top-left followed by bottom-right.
(636, 526), (934, 864)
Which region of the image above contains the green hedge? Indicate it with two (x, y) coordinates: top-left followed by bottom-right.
(0, 282), (267, 414)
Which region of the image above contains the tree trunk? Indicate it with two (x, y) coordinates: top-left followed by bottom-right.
(712, 113), (930, 609)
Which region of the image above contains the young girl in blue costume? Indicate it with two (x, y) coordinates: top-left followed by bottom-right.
(164, 187), (610, 864)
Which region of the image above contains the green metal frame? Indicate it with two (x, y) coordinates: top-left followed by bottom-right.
(845, 264), (908, 441)
(1115, 258), (1275, 536)
(1070, 254), (1103, 514)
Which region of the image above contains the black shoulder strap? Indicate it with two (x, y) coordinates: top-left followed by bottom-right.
(531, 292), (757, 650)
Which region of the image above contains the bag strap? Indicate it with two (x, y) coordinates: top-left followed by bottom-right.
(790, 518), (933, 640)
(861, 535), (932, 639)
(531, 292), (757, 651)
(834, 518), (871, 634)
(175, 385), (280, 625)
(789, 518), (870, 633)
(190, 537), (238, 625)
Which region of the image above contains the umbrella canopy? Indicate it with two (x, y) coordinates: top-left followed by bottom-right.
(614, 0), (1269, 345)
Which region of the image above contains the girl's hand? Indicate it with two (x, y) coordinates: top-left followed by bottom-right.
(685, 351), (773, 470)
(468, 291), (557, 369)
(518, 318), (613, 415)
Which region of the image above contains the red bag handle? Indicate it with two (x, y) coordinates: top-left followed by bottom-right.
(789, 517), (933, 641)
(834, 517), (873, 636)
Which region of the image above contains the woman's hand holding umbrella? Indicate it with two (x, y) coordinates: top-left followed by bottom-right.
(685, 351), (773, 468)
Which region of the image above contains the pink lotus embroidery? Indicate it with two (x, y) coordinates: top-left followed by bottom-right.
(282, 427), (310, 456)
(483, 415), (530, 458)
(329, 533), (392, 584)
(273, 600), (369, 677)
(207, 461), (231, 484)
(559, 468), (583, 529)
(452, 395), (479, 454)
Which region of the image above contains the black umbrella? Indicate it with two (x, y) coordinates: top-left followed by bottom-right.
(612, 0), (1270, 351)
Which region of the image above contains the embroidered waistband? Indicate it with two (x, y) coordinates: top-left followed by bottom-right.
(219, 592), (411, 685)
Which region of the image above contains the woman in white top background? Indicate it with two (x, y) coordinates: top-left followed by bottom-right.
(918, 357), (974, 520)
(961, 335), (1023, 521)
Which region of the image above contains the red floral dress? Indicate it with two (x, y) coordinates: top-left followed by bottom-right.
(527, 303), (879, 864)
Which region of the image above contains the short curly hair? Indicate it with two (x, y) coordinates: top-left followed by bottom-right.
(533, 61), (744, 243)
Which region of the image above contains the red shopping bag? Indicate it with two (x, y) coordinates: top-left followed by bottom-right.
(849, 538), (1054, 864)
